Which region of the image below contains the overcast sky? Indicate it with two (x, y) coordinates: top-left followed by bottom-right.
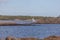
(0, 0), (60, 17)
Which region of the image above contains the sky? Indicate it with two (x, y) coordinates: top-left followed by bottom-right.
(0, 0), (60, 17)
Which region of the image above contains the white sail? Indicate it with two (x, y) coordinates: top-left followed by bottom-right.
(32, 18), (36, 23)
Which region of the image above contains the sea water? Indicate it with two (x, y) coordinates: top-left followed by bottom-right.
(0, 24), (60, 39)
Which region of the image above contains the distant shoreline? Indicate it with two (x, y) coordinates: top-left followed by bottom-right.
(0, 15), (60, 24)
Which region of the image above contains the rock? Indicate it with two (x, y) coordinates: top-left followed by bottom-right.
(44, 36), (60, 40)
(6, 36), (15, 40)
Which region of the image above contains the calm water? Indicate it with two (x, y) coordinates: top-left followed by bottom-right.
(0, 24), (60, 39)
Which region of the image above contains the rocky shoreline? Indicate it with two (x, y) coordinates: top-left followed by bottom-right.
(0, 16), (60, 24)
(0, 36), (60, 40)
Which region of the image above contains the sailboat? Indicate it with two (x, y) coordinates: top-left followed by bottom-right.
(32, 18), (36, 23)
(15, 18), (36, 25)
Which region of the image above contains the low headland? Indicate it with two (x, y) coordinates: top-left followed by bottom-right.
(0, 15), (60, 24)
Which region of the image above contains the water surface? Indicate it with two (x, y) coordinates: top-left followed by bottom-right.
(0, 24), (60, 39)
